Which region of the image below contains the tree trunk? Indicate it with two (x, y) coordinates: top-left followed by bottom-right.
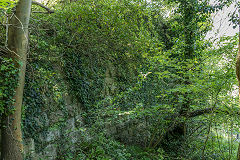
(1, 0), (32, 159)
(174, 0), (197, 138)
(236, 10), (240, 160)
(237, 54), (240, 160)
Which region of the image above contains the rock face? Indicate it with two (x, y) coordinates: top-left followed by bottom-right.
(23, 93), (87, 160)
(16, 57), (139, 160)
(24, 138), (37, 160)
(20, 61), (93, 159)
(22, 93), (150, 159)
(40, 144), (57, 160)
(105, 115), (151, 147)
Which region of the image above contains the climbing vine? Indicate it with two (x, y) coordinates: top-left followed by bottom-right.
(0, 57), (19, 115)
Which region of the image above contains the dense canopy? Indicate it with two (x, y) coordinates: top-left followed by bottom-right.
(0, 0), (240, 159)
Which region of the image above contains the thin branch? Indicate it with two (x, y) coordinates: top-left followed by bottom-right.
(202, 119), (212, 158)
(187, 107), (215, 118)
(4, 12), (8, 47)
(32, 1), (54, 14)
(45, 0), (51, 6)
(32, 11), (53, 14)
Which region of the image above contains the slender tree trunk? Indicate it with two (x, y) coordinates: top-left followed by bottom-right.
(1, 0), (32, 159)
(237, 49), (240, 160)
(236, 10), (240, 160)
(176, 0), (196, 138)
(237, 141), (240, 160)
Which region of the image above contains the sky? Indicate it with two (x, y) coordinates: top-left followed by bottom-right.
(206, 1), (238, 39)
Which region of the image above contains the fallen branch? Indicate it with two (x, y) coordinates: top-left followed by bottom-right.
(186, 107), (215, 118)
(186, 107), (240, 118)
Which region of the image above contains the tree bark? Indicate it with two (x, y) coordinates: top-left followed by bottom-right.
(236, 10), (240, 160)
(1, 0), (32, 159)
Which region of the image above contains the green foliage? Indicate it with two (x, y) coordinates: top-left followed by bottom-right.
(0, 0), (17, 9)
(0, 57), (19, 115)
(23, 0), (160, 158)
(16, 0), (240, 159)
(28, 0), (158, 116)
(23, 62), (66, 137)
(58, 126), (166, 160)
(78, 134), (131, 160)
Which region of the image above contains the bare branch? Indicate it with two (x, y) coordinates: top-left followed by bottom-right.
(32, 1), (54, 14)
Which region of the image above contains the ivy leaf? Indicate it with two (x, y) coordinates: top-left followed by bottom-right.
(0, 0), (17, 9)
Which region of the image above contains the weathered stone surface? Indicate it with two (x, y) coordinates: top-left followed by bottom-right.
(24, 138), (37, 160)
(63, 93), (72, 105)
(34, 112), (49, 128)
(66, 105), (75, 117)
(75, 114), (84, 127)
(105, 115), (151, 146)
(49, 130), (60, 142)
(39, 129), (60, 143)
(23, 69), (87, 159)
(105, 122), (117, 136)
(66, 103), (82, 117)
(49, 110), (64, 124)
(40, 144), (57, 160)
(64, 118), (75, 132)
(69, 131), (79, 144)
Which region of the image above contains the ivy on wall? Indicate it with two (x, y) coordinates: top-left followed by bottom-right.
(0, 57), (19, 115)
